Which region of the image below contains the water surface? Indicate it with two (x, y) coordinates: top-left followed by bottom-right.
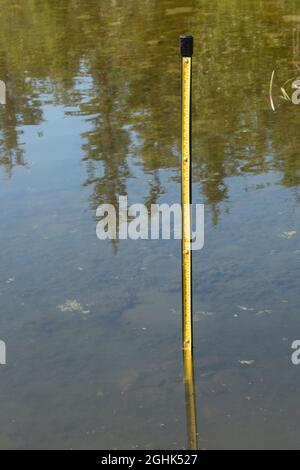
(0, 0), (300, 449)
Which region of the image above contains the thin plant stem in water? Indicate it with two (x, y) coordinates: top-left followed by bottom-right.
(269, 70), (275, 112)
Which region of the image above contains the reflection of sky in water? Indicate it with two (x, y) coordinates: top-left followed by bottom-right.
(0, 0), (300, 449)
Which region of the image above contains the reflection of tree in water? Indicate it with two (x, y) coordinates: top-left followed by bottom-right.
(0, 78), (44, 176)
(79, 68), (131, 209)
(0, 0), (300, 222)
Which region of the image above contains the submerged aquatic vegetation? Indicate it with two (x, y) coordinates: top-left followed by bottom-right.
(57, 299), (90, 315)
(280, 230), (297, 239)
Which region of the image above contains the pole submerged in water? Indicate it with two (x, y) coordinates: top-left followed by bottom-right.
(184, 349), (198, 449)
(180, 35), (193, 351)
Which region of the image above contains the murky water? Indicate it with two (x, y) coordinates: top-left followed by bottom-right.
(1, 0), (300, 449)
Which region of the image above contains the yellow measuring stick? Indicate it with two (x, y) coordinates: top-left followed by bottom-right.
(180, 35), (193, 351)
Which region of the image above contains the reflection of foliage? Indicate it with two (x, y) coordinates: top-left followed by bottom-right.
(0, 0), (300, 219)
(0, 78), (43, 176)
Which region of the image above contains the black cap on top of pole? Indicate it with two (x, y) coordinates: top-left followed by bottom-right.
(180, 35), (194, 57)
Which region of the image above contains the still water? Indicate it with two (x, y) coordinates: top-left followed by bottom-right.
(1, 0), (300, 449)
